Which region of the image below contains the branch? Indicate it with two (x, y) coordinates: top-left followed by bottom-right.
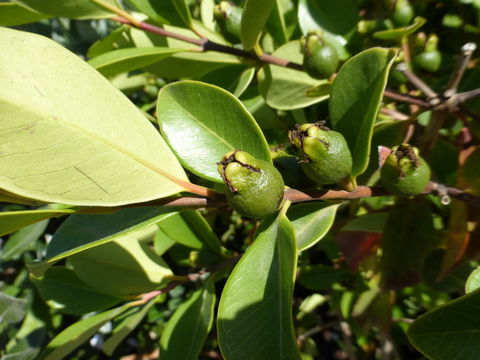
(113, 17), (304, 71)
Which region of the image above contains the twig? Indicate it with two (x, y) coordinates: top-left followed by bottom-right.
(396, 63), (440, 103)
(445, 43), (477, 97)
(384, 89), (431, 107)
(297, 321), (340, 345)
(112, 17), (304, 70)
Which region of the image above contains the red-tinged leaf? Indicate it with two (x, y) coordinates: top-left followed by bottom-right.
(337, 231), (382, 270)
(438, 199), (470, 279)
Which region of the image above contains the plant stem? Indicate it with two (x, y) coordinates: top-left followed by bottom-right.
(445, 43), (477, 97)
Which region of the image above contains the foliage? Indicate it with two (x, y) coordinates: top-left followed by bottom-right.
(1, 0), (480, 359)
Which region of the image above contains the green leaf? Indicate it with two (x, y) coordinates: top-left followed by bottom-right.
(408, 289), (480, 360)
(45, 207), (176, 263)
(0, 208), (75, 237)
(31, 267), (121, 315)
(102, 300), (156, 355)
(298, 0), (359, 60)
(0, 28), (188, 206)
(129, 24), (241, 79)
(217, 214), (301, 360)
(330, 47), (397, 177)
(87, 25), (130, 58)
(38, 305), (128, 360)
(258, 41), (329, 110)
(11, 0), (115, 19)
(373, 17), (426, 40)
(0, 292), (27, 324)
(170, 0), (192, 29)
(466, 266), (480, 293)
(0, 3), (49, 26)
(157, 210), (223, 254)
(69, 235), (172, 296)
(380, 198), (435, 290)
(2, 220), (48, 261)
(288, 202), (339, 251)
(157, 81), (271, 183)
(160, 284), (216, 359)
(240, 0), (275, 50)
(199, 66), (255, 98)
(88, 47), (186, 77)
(266, 0), (288, 46)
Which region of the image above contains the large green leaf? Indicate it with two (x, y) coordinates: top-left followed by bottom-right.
(217, 214), (301, 360)
(0, 28), (188, 206)
(88, 47), (187, 77)
(31, 267), (121, 315)
(0, 2), (49, 26)
(11, 0), (115, 19)
(330, 47), (396, 177)
(257, 41), (329, 110)
(129, 0), (191, 28)
(157, 81), (271, 183)
(38, 305), (128, 360)
(408, 289), (480, 360)
(240, 0), (275, 50)
(45, 207), (176, 263)
(199, 65), (255, 98)
(297, 0), (359, 60)
(0, 208), (76, 237)
(69, 235), (172, 296)
(288, 202), (339, 251)
(160, 283), (216, 359)
(2, 220), (48, 261)
(0, 292), (26, 325)
(266, 0), (288, 46)
(157, 210), (223, 254)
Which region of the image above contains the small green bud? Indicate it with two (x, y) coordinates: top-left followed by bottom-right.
(214, 1), (242, 44)
(301, 31), (339, 79)
(414, 35), (441, 72)
(380, 144), (431, 196)
(288, 122), (353, 185)
(217, 150), (284, 219)
(393, 0), (414, 27)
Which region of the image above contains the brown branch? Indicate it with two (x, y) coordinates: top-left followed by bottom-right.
(384, 89), (431, 107)
(113, 17), (304, 71)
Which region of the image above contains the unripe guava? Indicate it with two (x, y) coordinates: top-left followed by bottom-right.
(289, 122), (352, 185)
(301, 31), (339, 79)
(218, 150), (284, 219)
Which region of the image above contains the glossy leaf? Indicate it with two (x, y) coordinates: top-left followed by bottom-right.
(157, 210), (223, 254)
(266, 0), (288, 45)
(88, 47), (186, 77)
(199, 66), (255, 98)
(240, 0), (275, 50)
(0, 208), (75, 237)
(38, 305), (128, 360)
(2, 220), (48, 261)
(70, 235), (172, 296)
(217, 214), (301, 360)
(11, 0), (115, 19)
(373, 17), (426, 40)
(288, 202), (339, 251)
(87, 25), (130, 58)
(380, 198), (435, 290)
(330, 47), (397, 177)
(258, 41), (329, 110)
(31, 267), (121, 315)
(408, 289), (480, 360)
(160, 284), (216, 359)
(102, 300), (156, 355)
(0, 27), (188, 206)
(45, 207), (176, 263)
(0, 2), (49, 26)
(170, 0), (192, 29)
(298, 0), (359, 59)
(157, 81), (271, 183)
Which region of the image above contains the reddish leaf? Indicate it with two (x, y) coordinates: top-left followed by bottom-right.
(337, 231), (382, 270)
